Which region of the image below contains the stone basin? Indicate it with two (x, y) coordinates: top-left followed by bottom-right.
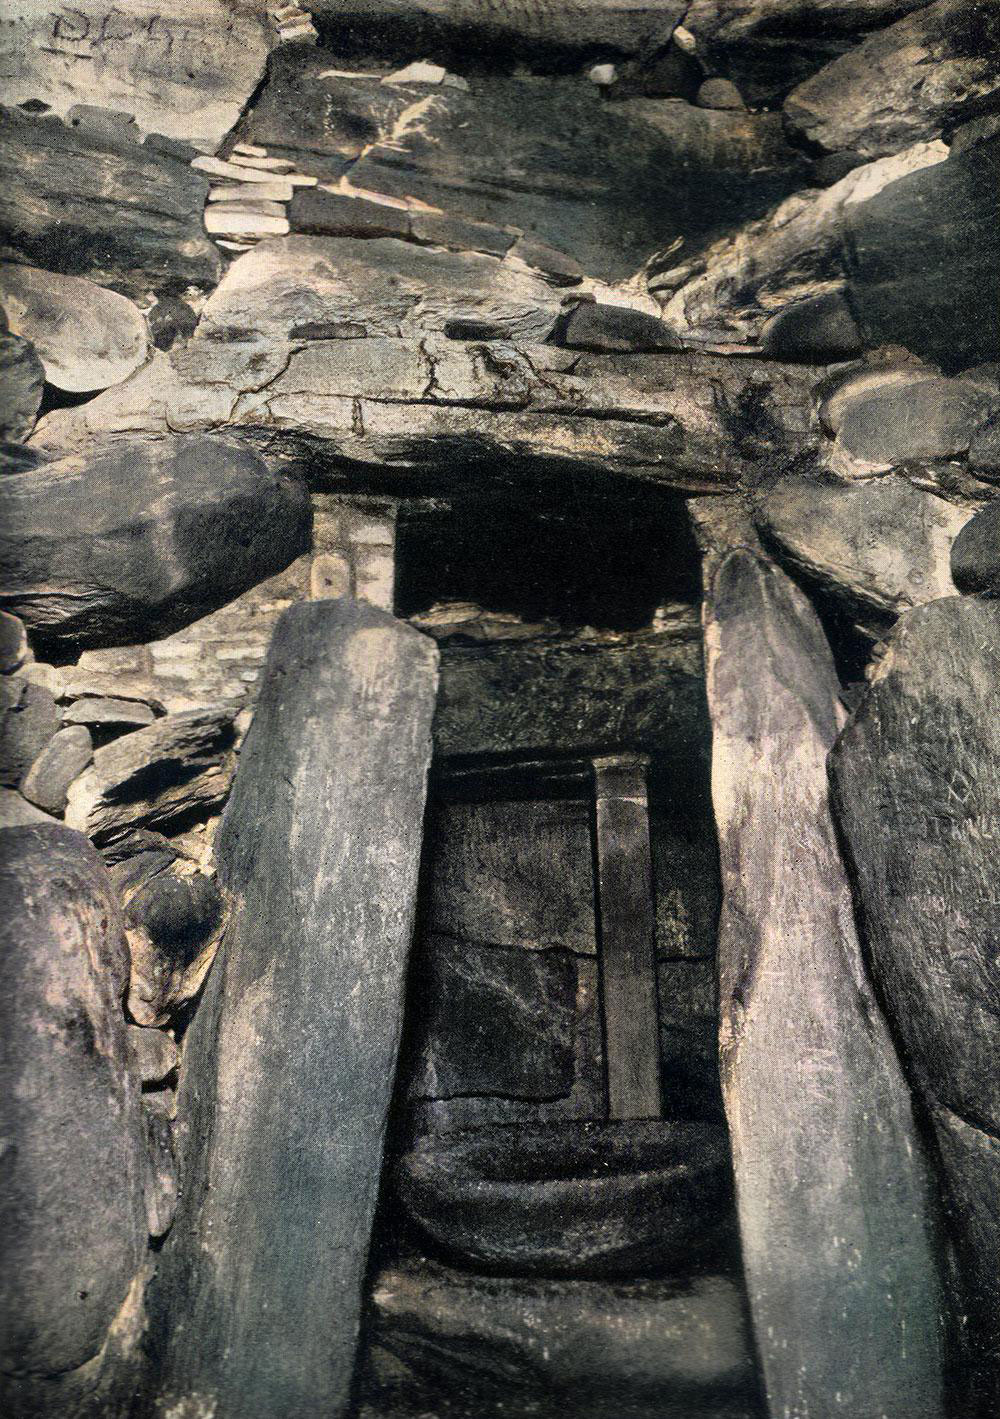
(395, 1118), (733, 1279)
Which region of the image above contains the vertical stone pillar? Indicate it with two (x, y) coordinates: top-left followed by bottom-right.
(151, 599), (438, 1419)
(591, 754), (662, 1121)
(701, 540), (944, 1419)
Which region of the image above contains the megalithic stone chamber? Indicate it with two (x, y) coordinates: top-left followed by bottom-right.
(149, 598), (438, 1419)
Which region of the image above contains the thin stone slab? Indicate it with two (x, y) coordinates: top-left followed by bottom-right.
(20, 723), (93, 813)
(0, 826), (145, 1389)
(829, 596), (1000, 1413)
(150, 599), (438, 1419)
(702, 545), (944, 1419)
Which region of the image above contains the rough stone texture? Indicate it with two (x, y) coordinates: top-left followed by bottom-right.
(969, 409), (1000, 478)
(701, 543), (944, 1417)
(831, 375), (993, 470)
(0, 107), (222, 301)
(0, 826), (145, 1387)
(755, 474), (970, 628)
(360, 1255), (764, 1419)
(0, 440), (46, 475)
(197, 236), (569, 345)
(760, 288), (862, 362)
(0, 676), (58, 787)
(126, 1025), (177, 1086)
(0, 264), (149, 393)
(0, 610), (29, 673)
(141, 1098), (179, 1242)
(829, 596), (1000, 1413)
(0, 331), (45, 441)
(150, 599), (438, 1419)
(29, 337), (819, 496)
(843, 135), (1000, 373)
(558, 300), (680, 353)
(0, 786), (57, 827)
(397, 1119), (733, 1278)
(0, 436), (312, 653)
(409, 937), (577, 1101)
(951, 499), (1000, 596)
(0, 1), (275, 151)
(20, 723), (93, 813)
(681, 0), (931, 106)
(63, 697), (156, 732)
(64, 708), (235, 844)
(784, 0), (1000, 159)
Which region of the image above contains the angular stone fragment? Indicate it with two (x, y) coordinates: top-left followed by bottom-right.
(20, 723), (93, 813)
(784, 0), (1000, 158)
(0, 677), (59, 786)
(0, 435), (312, 653)
(289, 186), (411, 239)
(197, 235), (567, 344)
(126, 1025), (178, 1086)
(830, 597), (1000, 1413)
(64, 708), (235, 844)
(558, 300), (680, 352)
(141, 1098), (179, 1242)
(150, 600), (438, 1419)
(0, 825), (145, 1384)
(756, 474), (968, 628)
(0, 265), (149, 393)
(0, 330), (45, 441)
(951, 500), (1000, 598)
(701, 543), (944, 1418)
(63, 697), (157, 732)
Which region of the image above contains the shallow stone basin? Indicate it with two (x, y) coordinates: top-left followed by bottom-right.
(396, 1118), (733, 1279)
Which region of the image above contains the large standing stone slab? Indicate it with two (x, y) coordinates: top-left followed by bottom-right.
(701, 544), (944, 1418)
(0, 826), (145, 1394)
(0, 435), (312, 653)
(829, 596), (1000, 1413)
(150, 599), (438, 1419)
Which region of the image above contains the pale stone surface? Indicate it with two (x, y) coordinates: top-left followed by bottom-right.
(0, 1), (276, 151)
(150, 599), (438, 1419)
(701, 542), (944, 1418)
(20, 723), (93, 813)
(0, 264), (149, 393)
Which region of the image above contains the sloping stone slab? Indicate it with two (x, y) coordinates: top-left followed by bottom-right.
(0, 825), (144, 1385)
(784, 0), (1000, 158)
(0, 435), (312, 653)
(0, 264), (149, 393)
(701, 543), (944, 1418)
(755, 474), (970, 628)
(64, 708), (235, 844)
(149, 600), (438, 1419)
(829, 597), (1000, 1412)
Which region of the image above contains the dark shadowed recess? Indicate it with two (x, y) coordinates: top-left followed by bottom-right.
(396, 484), (702, 631)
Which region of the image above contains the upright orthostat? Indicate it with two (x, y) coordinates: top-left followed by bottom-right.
(702, 547), (944, 1419)
(150, 599), (439, 1419)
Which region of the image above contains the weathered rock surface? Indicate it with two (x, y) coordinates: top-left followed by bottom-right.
(970, 409), (1000, 478)
(20, 723), (93, 813)
(951, 500), (1000, 596)
(0, 676), (58, 787)
(361, 1255), (765, 1419)
(397, 1119), (733, 1278)
(0, 825), (145, 1387)
(0, 264), (149, 393)
(784, 0), (1000, 158)
(64, 708), (234, 845)
(197, 235), (567, 344)
(700, 538), (944, 1417)
(755, 474), (969, 628)
(0, 331), (45, 441)
(0, 0), (275, 151)
(831, 374), (993, 470)
(0, 107), (222, 300)
(0, 786), (57, 827)
(0, 436), (312, 653)
(126, 1025), (178, 1087)
(829, 596), (1000, 1413)
(0, 610), (29, 673)
(410, 937), (577, 1100)
(680, 0), (931, 106)
(63, 697), (156, 732)
(29, 338), (819, 495)
(150, 599), (438, 1419)
(141, 1098), (179, 1242)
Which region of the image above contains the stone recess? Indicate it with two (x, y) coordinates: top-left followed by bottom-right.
(150, 599), (438, 1419)
(701, 541), (944, 1418)
(829, 597), (1000, 1413)
(0, 826), (145, 1391)
(0, 436), (312, 654)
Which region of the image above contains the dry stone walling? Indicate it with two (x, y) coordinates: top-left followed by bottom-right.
(0, 3), (999, 1418)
